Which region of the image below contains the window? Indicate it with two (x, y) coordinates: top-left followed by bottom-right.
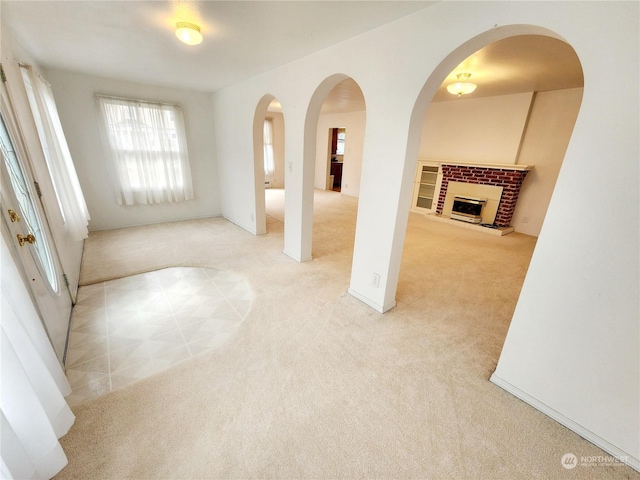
(96, 95), (193, 205)
(263, 118), (275, 181)
(336, 129), (346, 155)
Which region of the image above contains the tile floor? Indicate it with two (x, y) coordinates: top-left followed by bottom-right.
(64, 267), (252, 407)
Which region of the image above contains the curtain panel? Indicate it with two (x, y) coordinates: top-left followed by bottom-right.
(95, 95), (194, 205)
(0, 238), (74, 479)
(20, 65), (90, 241)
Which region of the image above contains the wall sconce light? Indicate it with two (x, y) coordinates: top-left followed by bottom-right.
(175, 22), (203, 46)
(446, 73), (477, 97)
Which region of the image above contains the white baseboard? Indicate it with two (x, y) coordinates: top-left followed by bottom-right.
(89, 213), (222, 232)
(347, 288), (396, 313)
(282, 249), (312, 263)
(490, 374), (640, 472)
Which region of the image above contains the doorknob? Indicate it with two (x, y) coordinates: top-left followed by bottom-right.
(17, 233), (35, 246)
(7, 209), (21, 222)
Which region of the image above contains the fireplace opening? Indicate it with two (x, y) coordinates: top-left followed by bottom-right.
(451, 196), (486, 224)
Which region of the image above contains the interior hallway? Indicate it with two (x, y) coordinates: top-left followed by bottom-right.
(57, 189), (635, 479)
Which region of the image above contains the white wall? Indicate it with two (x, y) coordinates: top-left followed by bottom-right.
(315, 111), (366, 196)
(512, 88), (583, 235)
(419, 92), (533, 164)
(211, 1), (639, 468)
(490, 3), (639, 462)
(44, 68), (221, 231)
(213, 83), (272, 236)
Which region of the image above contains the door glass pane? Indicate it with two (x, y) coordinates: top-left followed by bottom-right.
(0, 113), (58, 292)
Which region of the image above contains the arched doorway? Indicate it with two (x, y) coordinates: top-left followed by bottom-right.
(408, 35), (583, 236)
(253, 94), (285, 236)
(298, 74), (366, 262)
(311, 79), (366, 265)
(394, 28), (583, 360)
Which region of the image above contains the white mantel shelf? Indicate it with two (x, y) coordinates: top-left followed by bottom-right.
(441, 161), (534, 171)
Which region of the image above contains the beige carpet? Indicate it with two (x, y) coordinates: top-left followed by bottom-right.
(59, 189), (637, 479)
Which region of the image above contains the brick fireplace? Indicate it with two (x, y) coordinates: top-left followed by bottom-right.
(436, 164), (530, 227)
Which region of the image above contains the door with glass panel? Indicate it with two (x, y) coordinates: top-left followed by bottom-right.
(411, 161), (442, 214)
(0, 93), (72, 363)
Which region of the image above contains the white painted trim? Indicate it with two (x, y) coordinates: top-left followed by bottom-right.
(416, 159), (533, 171)
(89, 213), (223, 232)
(221, 214), (258, 235)
(347, 288), (396, 313)
(282, 250), (312, 263)
(490, 374), (640, 473)
(442, 161), (533, 171)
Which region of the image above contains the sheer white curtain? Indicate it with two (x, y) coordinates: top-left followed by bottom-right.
(263, 118), (275, 183)
(20, 65), (90, 241)
(1, 238), (75, 479)
(96, 95), (194, 205)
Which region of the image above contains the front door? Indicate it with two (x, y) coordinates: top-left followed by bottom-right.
(0, 86), (72, 363)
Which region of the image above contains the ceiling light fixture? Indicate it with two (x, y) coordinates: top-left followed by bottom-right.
(446, 73), (477, 97)
(175, 22), (203, 46)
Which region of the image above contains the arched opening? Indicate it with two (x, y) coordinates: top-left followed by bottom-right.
(313, 79), (366, 196)
(298, 74), (366, 262)
(253, 94), (285, 236)
(395, 27), (583, 364)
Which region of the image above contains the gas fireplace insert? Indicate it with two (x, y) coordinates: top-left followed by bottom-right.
(450, 196), (486, 224)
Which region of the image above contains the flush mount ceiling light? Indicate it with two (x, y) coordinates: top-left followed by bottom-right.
(175, 22), (203, 46)
(446, 73), (477, 97)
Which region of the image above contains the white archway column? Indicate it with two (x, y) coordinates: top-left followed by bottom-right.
(282, 112), (312, 262)
(347, 101), (415, 312)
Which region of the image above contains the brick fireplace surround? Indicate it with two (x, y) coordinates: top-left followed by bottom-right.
(436, 164), (530, 227)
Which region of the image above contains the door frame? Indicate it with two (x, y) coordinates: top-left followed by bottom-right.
(0, 71), (72, 363)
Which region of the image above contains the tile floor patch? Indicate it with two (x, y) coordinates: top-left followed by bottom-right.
(65, 266), (252, 406)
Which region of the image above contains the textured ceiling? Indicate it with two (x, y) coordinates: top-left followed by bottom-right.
(1, 0), (434, 92)
(2, 3), (583, 113)
(319, 35), (584, 113)
(432, 35), (584, 102)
